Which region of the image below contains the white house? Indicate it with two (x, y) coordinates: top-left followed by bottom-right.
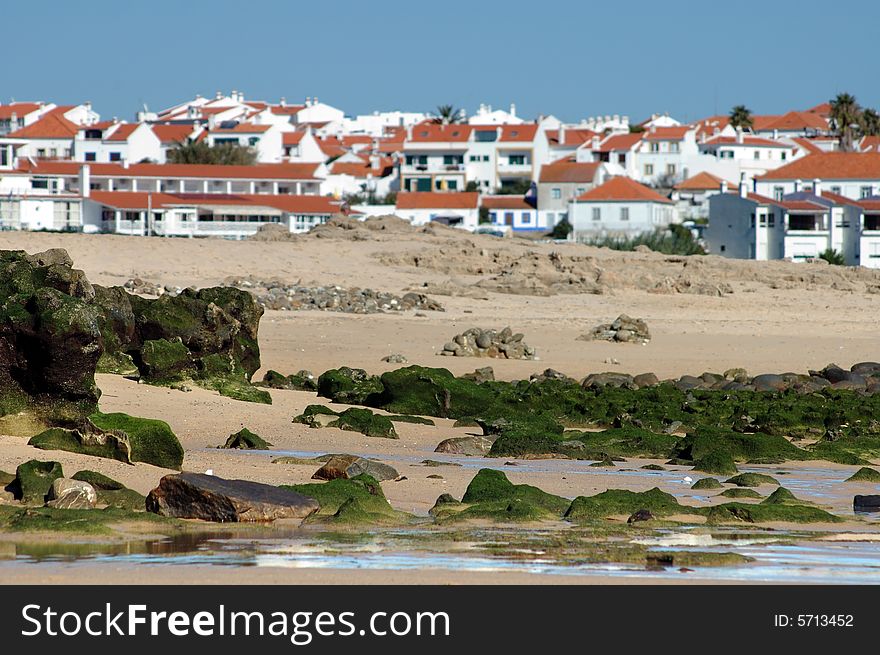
(323, 154), (397, 199)
(482, 195), (541, 232)
(536, 157), (606, 228)
(672, 171), (735, 221)
(400, 123), (472, 192)
(568, 176), (677, 240)
(394, 191), (479, 229)
(755, 152), (880, 201)
(698, 129), (799, 178)
(74, 122), (163, 164)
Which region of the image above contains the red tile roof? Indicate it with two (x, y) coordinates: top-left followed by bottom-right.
(791, 137), (824, 155)
(596, 132), (643, 152)
(407, 123), (473, 143)
(209, 123), (271, 134)
(692, 115), (730, 138)
(499, 124), (538, 142)
(152, 124), (196, 144)
(329, 157), (394, 178)
(481, 195), (532, 209)
(702, 135), (789, 148)
(860, 136), (880, 153)
(539, 158), (602, 183)
(104, 124), (140, 142)
(282, 132), (305, 146)
(674, 171), (733, 191)
(270, 104), (306, 116)
(575, 176), (672, 204)
(758, 153), (880, 181)
(0, 102), (43, 120)
(395, 191), (479, 209)
(545, 128), (598, 147)
(753, 111), (828, 132)
(14, 160), (320, 180)
(7, 112), (78, 139)
(644, 126), (691, 141)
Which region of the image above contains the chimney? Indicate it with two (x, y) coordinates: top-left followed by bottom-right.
(208, 114), (216, 130)
(79, 164), (91, 198)
(231, 89), (238, 101)
(216, 90), (223, 100)
(739, 179), (749, 198)
(559, 124), (566, 144)
(720, 180), (729, 194)
(794, 179), (802, 193)
(509, 103), (516, 118)
(280, 97), (286, 107)
(736, 126), (744, 144)
(591, 135), (600, 150)
(773, 129), (779, 140)
(122, 159), (129, 169)
(813, 178), (822, 197)
(314, 96), (319, 105)
(305, 96), (311, 107)
(406, 124), (413, 141)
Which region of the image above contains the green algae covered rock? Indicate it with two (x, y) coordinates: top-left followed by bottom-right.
(317, 367), (383, 405)
(258, 369), (318, 391)
(88, 412), (183, 470)
(221, 428), (273, 450)
(14, 460), (64, 504)
(374, 366), (501, 418)
(459, 468), (570, 518)
(282, 474), (398, 522)
(703, 502), (841, 524)
(29, 427), (132, 464)
(71, 471), (145, 510)
(845, 467), (880, 482)
(725, 473), (780, 487)
(691, 450), (739, 476)
(691, 477), (723, 490)
(329, 408), (398, 439)
(564, 488), (686, 521)
(760, 487), (803, 505)
(139, 338), (193, 381)
(719, 488), (763, 499)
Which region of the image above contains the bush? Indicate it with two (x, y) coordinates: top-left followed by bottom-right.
(818, 248), (845, 265)
(583, 225), (705, 255)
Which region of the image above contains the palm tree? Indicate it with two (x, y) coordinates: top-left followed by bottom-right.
(729, 105), (753, 130)
(829, 93), (862, 151)
(431, 104), (462, 125)
(861, 108), (880, 137)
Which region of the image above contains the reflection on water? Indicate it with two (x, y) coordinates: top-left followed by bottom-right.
(5, 525), (880, 584)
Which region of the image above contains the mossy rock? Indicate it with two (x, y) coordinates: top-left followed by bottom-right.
(452, 418), (481, 428)
(29, 427), (132, 464)
(139, 338), (193, 381)
(14, 460), (64, 504)
(386, 415), (435, 426)
(845, 467), (880, 482)
(282, 474), (396, 520)
(71, 470), (125, 490)
(317, 367), (383, 405)
(564, 487), (687, 521)
(703, 502), (841, 524)
(641, 464), (666, 471)
(88, 412), (184, 470)
(198, 376), (272, 405)
(329, 408), (398, 439)
(429, 493), (465, 518)
(97, 487), (147, 511)
(589, 458), (616, 468)
(724, 473), (780, 487)
(221, 428), (272, 450)
(461, 469), (570, 515)
(0, 505), (166, 534)
(760, 487), (802, 505)
(258, 369), (318, 392)
(719, 488), (763, 499)
(0, 470), (16, 487)
(691, 477), (723, 490)
(96, 352), (138, 375)
(450, 498), (561, 522)
(670, 428), (808, 464)
(375, 366), (501, 418)
(691, 450), (739, 475)
(293, 404), (340, 427)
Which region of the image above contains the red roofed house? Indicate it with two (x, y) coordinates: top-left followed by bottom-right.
(568, 176), (677, 239)
(707, 181), (861, 264)
(205, 120), (285, 162)
(698, 128), (800, 178)
(394, 191), (479, 229)
(481, 195), (539, 232)
(755, 152), (880, 201)
(537, 157), (607, 228)
(672, 171), (736, 220)
(401, 122), (474, 192)
(73, 122), (163, 164)
(633, 124), (698, 185)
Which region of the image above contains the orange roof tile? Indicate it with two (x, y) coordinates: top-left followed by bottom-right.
(545, 128), (598, 147)
(499, 124), (538, 142)
(753, 111), (828, 132)
(396, 191), (479, 209)
(407, 123), (473, 143)
(758, 153), (880, 181)
(674, 171), (733, 191)
(152, 124), (196, 144)
(596, 132), (642, 152)
(644, 126), (691, 141)
(539, 158), (602, 183)
(481, 195), (531, 209)
(575, 176), (672, 204)
(6, 112), (78, 139)
(104, 124), (140, 142)
(0, 103), (43, 120)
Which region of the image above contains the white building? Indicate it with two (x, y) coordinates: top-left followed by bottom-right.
(536, 157), (606, 228)
(394, 191), (479, 229)
(400, 123), (472, 192)
(755, 152), (880, 201)
(482, 195), (541, 232)
(672, 171), (734, 221)
(468, 103), (524, 125)
(568, 176), (677, 240)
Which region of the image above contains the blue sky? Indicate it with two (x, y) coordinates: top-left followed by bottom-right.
(4, 0), (879, 123)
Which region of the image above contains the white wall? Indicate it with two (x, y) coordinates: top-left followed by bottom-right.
(569, 200), (676, 238)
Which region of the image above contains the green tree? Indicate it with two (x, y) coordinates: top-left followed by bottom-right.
(818, 248), (845, 265)
(548, 218), (573, 240)
(167, 139), (258, 165)
(431, 104), (463, 125)
(729, 105), (753, 130)
(861, 108), (880, 137)
(829, 93), (862, 152)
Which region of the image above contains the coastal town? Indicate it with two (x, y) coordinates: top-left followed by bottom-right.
(2, 91), (880, 266)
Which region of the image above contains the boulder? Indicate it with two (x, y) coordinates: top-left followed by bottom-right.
(221, 428), (273, 450)
(317, 367), (383, 404)
(461, 366), (496, 383)
(312, 455), (399, 482)
(434, 435), (494, 456)
(854, 495), (880, 513)
(627, 509), (655, 524)
(46, 478), (97, 509)
(581, 372), (636, 389)
(381, 353), (408, 364)
(633, 372), (660, 388)
(146, 472), (320, 522)
(579, 314), (650, 343)
(14, 460), (64, 504)
(258, 369), (317, 391)
(752, 374), (788, 392)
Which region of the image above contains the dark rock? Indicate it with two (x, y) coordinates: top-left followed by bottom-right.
(146, 472), (320, 522)
(627, 509), (655, 524)
(13, 460), (64, 504)
(529, 368), (576, 384)
(312, 455), (399, 482)
(633, 372), (660, 388)
(581, 372), (636, 389)
(851, 362), (880, 375)
(461, 366), (495, 383)
(317, 367), (383, 404)
(674, 375), (705, 391)
(258, 369), (317, 391)
(752, 374), (788, 392)
(854, 495), (880, 512)
(222, 428), (272, 450)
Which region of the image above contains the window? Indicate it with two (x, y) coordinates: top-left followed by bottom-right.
(551, 188), (561, 200)
(754, 151), (760, 160)
(443, 155), (462, 166)
(620, 207), (630, 221)
(109, 152), (121, 162)
(781, 152), (787, 160)
(475, 130), (497, 142)
(37, 148), (46, 158)
(666, 164), (676, 175)
(750, 213), (756, 228)
(768, 214), (775, 228)
(650, 142), (659, 153)
(644, 164), (654, 176)
(509, 155), (526, 165)
(576, 187), (585, 196)
(482, 155), (489, 162)
(720, 150), (734, 159)
(592, 207), (601, 221)
(831, 186), (842, 195)
(720, 245), (726, 252)
(670, 142), (679, 153)
(773, 186), (784, 201)
(248, 137), (259, 146)
(617, 154), (626, 164)
(521, 212), (531, 224)
(447, 179), (458, 190)
(469, 155), (479, 162)
(861, 186), (873, 199)
(489, 212), (498, 223)
(85, 152), (96, 162)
